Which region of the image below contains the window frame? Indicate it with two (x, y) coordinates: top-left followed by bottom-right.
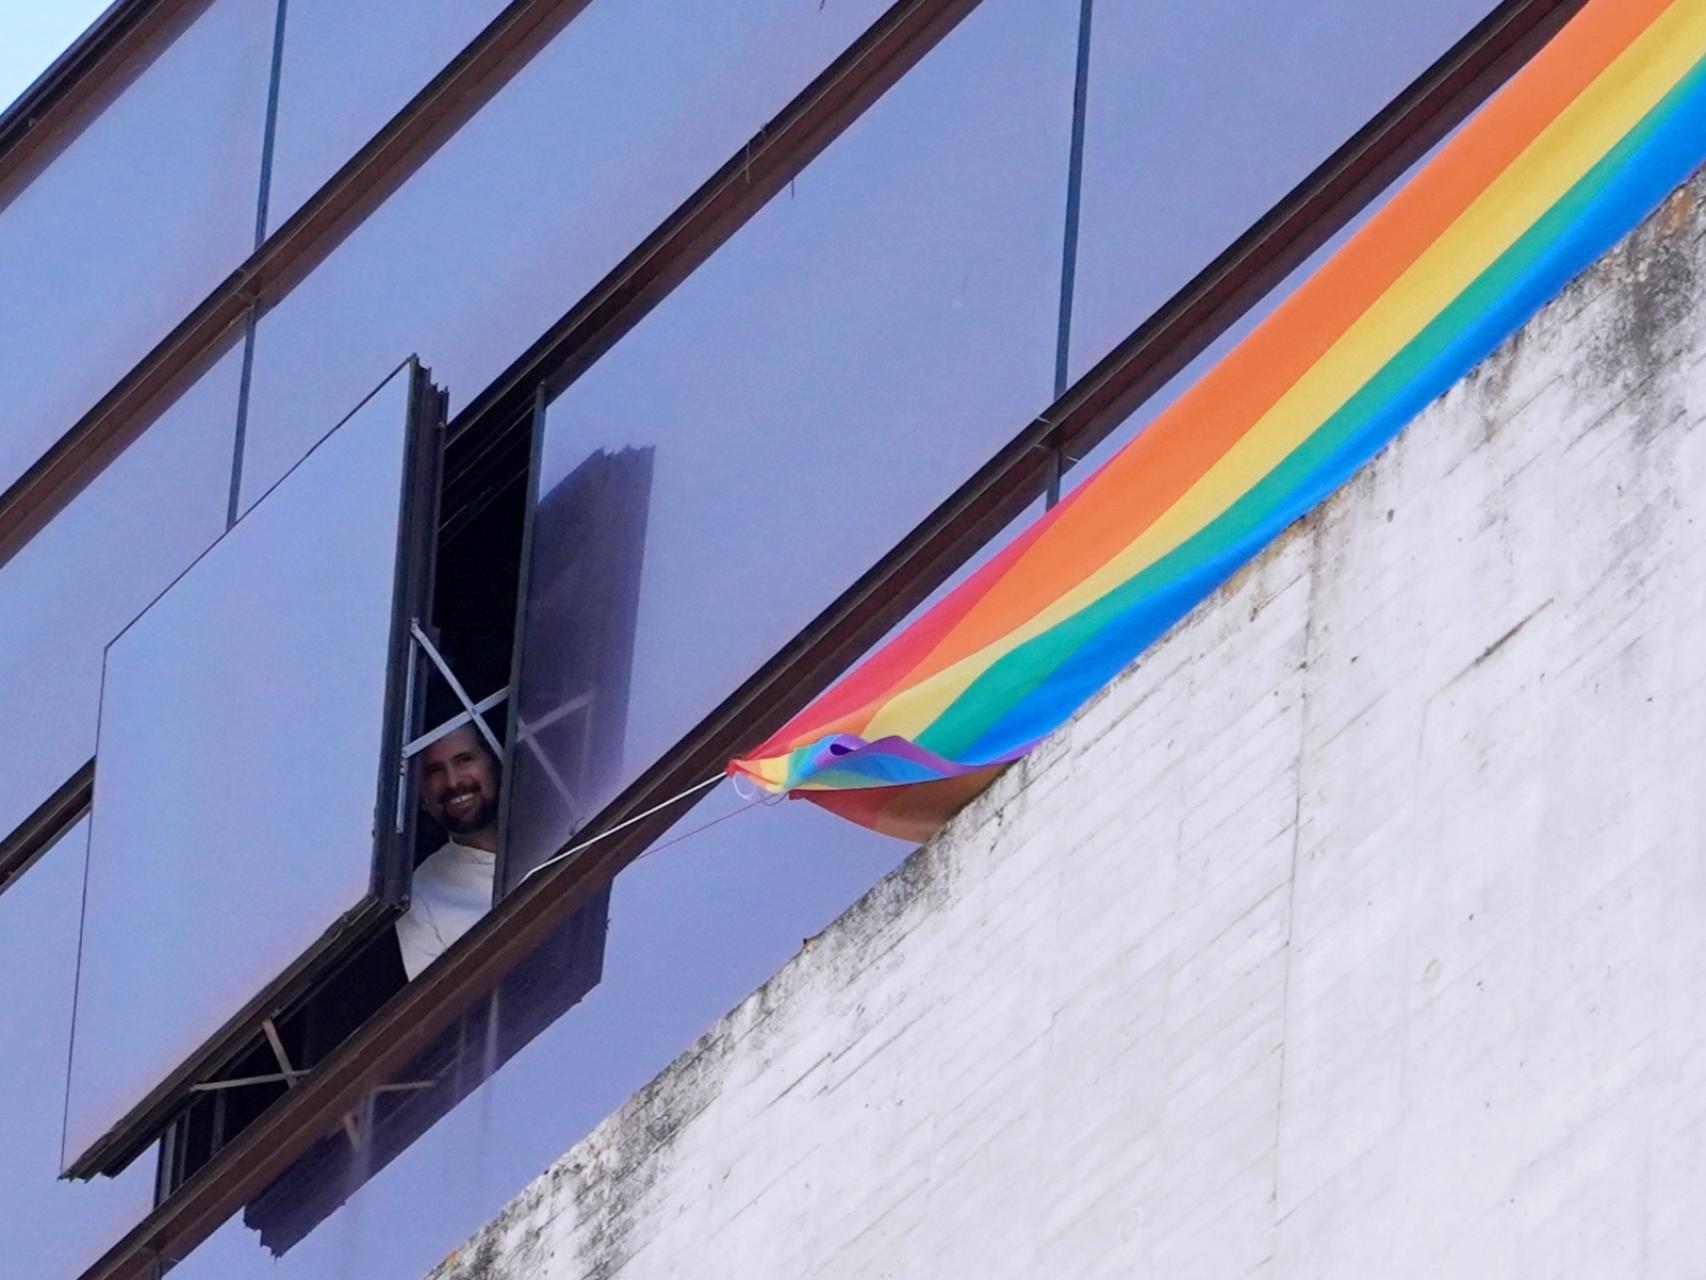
(61, 359), (445, 1181)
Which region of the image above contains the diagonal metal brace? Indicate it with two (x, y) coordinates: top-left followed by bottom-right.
(404, 688), (510, 760)
(408, 621), (505, 758)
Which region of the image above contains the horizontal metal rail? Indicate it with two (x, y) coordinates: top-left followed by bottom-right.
(0, 762), (93, 899)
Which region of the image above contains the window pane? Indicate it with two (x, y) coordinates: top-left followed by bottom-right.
(507, 0), (1079, 877)
(235, 0), (897, 513)
(0, 0), (273, 499)
(1066, 0), (1499, 382)
(0, 820), (157, 1280)
(264, 0), (511, 230)
(64, 365), (425, 1170)
(0, 338), (242, 849)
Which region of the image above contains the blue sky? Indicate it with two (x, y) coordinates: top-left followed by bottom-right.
(0, 2), (111, 113)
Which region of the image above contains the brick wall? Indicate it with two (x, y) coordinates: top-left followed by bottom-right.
(430, 176), (1706, 1279)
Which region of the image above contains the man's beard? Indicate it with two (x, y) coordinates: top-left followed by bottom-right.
(439, 788), (497, 835)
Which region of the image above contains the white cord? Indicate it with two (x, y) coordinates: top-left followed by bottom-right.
(520, 774), (724, 884)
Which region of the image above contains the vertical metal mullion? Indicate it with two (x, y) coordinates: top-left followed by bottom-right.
(226, 306), (260, 529)
(254, 0), (291, 249)
(226, 0), (290, 530)
(493, 388), (550, 901)
(1047, 0), (1095, 508)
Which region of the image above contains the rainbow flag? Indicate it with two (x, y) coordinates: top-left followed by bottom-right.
(731, 0), (1706, 839)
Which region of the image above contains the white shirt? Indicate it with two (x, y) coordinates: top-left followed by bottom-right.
(395, 840), (496, 980)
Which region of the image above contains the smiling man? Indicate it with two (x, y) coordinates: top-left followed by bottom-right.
(395, 722), (503, 980)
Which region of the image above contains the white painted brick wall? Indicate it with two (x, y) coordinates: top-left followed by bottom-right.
(430, 177), (1706, 1279)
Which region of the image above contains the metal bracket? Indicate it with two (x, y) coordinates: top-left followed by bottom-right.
(187, 1018), (307, 1094)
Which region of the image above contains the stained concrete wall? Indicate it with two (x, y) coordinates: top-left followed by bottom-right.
(429, 176), (1706, 1279)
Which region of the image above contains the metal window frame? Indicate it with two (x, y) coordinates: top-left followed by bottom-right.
(62, 359), (445, 1181)
(72, 0), (1583, 1274)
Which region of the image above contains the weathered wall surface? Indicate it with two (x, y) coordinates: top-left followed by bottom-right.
(431, 178), (1706, 1279)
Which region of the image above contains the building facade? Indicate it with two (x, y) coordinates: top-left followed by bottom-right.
(0, 1), (1601, 1277)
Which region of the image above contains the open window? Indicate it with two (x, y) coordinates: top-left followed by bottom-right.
(63, 362), (443, 1179)
(58, 356), (640, 1234)
(229, 401), (635, 1252)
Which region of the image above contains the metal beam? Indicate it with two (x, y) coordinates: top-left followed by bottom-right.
(0, 760), (93, 898)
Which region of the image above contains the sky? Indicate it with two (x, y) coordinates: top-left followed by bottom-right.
(0, 1), (111, 114)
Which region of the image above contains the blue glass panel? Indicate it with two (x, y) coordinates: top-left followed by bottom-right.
(1067, 0), (1498, 381)
(64, 366), (419, 1169)
(264, 0), (511, 230)
(235, 0), (896, 512)
(0, 0), (273, 499)
(506, 0), (1078, 875)
(0, 819), (156, 1280)
(0, 337), (242, 848)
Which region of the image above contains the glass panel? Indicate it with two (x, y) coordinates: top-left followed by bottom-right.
(64, 365), (425, 1170)
(168, 794), (912, 1279)
(235, 0), (898, 513)
(0, 0), (274, 499)
(1066, 0), (1500, 382)
(264, 0), (511, 230)
(0, 819), (157, 1280)
(0, 337), (242, 849)
(506, 0), (1079, 878)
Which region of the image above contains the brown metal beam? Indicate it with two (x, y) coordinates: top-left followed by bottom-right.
(0, 761), (93, 899)
(76, 0), (1584, 1275)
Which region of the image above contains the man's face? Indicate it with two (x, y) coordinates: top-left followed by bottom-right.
(419, 724), (500, 837)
